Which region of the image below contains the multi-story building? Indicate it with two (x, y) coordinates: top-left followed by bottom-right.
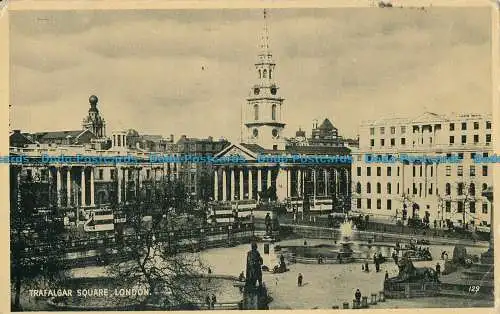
(176, 135), (230, 199)
(351, 112), (493, 229)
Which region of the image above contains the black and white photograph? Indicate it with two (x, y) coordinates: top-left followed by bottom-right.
(6, 2), (497, 311)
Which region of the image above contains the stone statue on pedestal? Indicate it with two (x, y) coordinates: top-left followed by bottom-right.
(245, 242), (263, 288)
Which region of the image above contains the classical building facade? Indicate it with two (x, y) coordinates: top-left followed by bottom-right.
(351, 112), (493, 228)
(211, 10), (352, 222)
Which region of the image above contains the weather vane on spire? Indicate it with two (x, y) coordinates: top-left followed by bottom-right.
(260, 8), (270, 53)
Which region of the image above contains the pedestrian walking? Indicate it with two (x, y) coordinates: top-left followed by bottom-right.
(436, 262), (441, 276)
(297, 273), (303, 286)
(205, 295), (211, 309)
(211, 294), (217, 308)
(385, 271), (389, 281)
(208, 267), (212, 274)
(355, 288), (362, 306)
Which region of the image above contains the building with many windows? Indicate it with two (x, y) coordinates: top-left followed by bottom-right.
(351, 112), (493, 229)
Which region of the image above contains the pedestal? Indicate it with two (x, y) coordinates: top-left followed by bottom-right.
(242, 286), (269, 310)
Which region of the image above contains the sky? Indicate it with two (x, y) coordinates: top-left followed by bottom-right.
(10, 7), (492, 142)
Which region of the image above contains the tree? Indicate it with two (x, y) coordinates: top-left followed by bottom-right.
(10, 166), (68, 311)
(107, 178), (218, 309)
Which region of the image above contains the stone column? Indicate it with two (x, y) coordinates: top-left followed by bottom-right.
(257, 169), (262, 200)
(297, 169), (302, 197)
(81, 168), (86, 206)
(324, 169), (329, 196)
(117, 166), (122, 203)
(267, 169), (272, 190)
(248, 169), (253, 200)
(335, 169), (339, 195)
(239, 169), (244, 200)
(230, 168), (235, 201)
(214, 169), (219, 201)
(312, 169), (316, 205)
(90, 167), (95, 206)
(123, 168), (128, 203)
(345, 170), (350, 196)
(222, 168), (227, 201)
(66, 167), (71, 207)
(287, 169), (292, 198)
(56, 167), (62, 207)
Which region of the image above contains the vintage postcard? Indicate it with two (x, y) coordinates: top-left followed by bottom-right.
(3, 0), (498, 312)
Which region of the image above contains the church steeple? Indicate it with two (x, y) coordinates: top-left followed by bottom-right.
(243, 9), (286, 150)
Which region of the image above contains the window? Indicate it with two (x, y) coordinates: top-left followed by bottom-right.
(377, 199), (381, 209)
(469, 183), (475, 196)
(449, 136), (454, 144)
(377, 183), (381, 194)
(370, 128), (375, 136)
(387, 199), (392, 210)
(457, 201), (464, 213)
(356, 182), (361, 194)
(387, 167), (392, 176)
(446, 183), (451, 195)
(474, 122), (479, 130)
(380, 139), (385, 146)
(380, 127), (385, 135)
(357, 199), (362, 209)
(486, 134), (492, 143)
(457, 165), (463, 176)
(461, 122), (467, 130)
(429, 183), (433, 195)
(482, 165), (488, 176)
(458, 153), (463, 160)
(391, 138), (395, 146)
(430, 166), (433, 177)
(387, 183), (392, 194)
(271, 104), (277, 121)
(370, 139), (375, 147)
(367, 167), (371, 176)
(98, 169), (104, 180)
(445, 201), (451, 212)
(401, 126), (406, 134)
(474, 135), (479, 143)
(482, 203), (488, 214)
(146, 169), (151, 179)
(461, 135), (466, 144)
(420, 165), (422, 177)
(263, 69), (268, 78)
(397, 183), (400, 194)
(357, 167), (361, 176)
(449, 123), (455, 131)
(486, 121), (492, 129)
(458, 183), (464, 195)
(482, 183), (488, 191)
(445, 166), (451, 176)
(110, 169), (116, 180)
(412, 183), (417, 195)
(254, 104), (259, 120)
(397, 167), (400, 176)
(470, 165), (475, 177)
(367, 199), (372, 209)
(367, 183), (371, 193)
(391, 127), (396, 134)
(377, 167), (381, 176)
(471, 153), (476, 159)
(401, 138), (406, 145)
(413, 166), (416, 177)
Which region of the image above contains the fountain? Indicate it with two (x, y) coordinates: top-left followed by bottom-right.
(331, 220), (355, 262)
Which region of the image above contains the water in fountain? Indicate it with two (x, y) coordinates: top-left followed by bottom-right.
(339, 220), (353, 243)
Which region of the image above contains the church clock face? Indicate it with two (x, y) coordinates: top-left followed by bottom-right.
(254, 88), (260, 95)
(270, 87), (277, 95)
(253, 128), (259, 137)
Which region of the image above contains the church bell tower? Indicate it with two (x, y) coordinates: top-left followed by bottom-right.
(244, 9), (286, 150)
